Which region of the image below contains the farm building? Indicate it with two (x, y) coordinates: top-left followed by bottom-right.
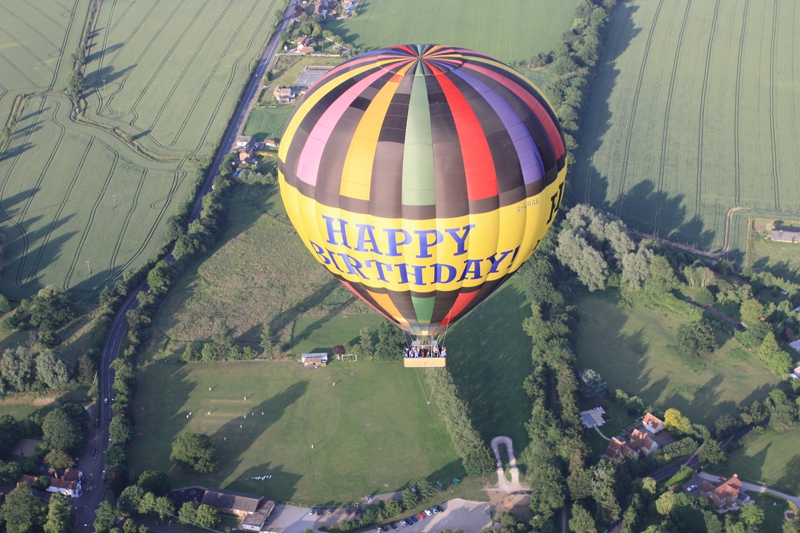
(770, 229), (800, 243)
(201, 488), (263, 517)
(302, 353), (328, 367)
(292, 66), (334, 96)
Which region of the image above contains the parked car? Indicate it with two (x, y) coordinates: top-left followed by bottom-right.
(432, 506), (440, 514)
(329, 507), (335, 513)
(400, 519), (408, 526)
(423, 508), (433, 516)
(435, 505), (444, 513)
(686, 484), (698, 492)
(389, 523), (397, 530)
(417, 512), (426, 519)
(409, 515), (419, 523)
(309, 509), (315, 515)
(375, 527), (384, 532)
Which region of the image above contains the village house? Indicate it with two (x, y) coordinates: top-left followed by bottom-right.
(46, 468), (83, 498)
(236, 136), (256, 150)
(273, 86), (293, 104)
(602, 428), (659, 461)
(241, 500), (276, 531)
(641, 412), (665, 434)
(699, 474), (750, 511)
(262, 139), (279, 149)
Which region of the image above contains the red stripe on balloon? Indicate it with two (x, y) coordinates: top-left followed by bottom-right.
(430, 66), (498, 201)
(439, 291), (479, 326)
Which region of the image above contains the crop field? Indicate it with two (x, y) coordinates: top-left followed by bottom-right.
(572, 0), (800, 255)
(572, 291), (781, 426)
(326, 0), (577, 64)
(723, 425), (800, 495)
(129, 360), (462, 505)
(0, 0), (284, 301)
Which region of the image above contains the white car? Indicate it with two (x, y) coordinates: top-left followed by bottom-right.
(686, 484), (698, 492)
(423, 508), (433, 517)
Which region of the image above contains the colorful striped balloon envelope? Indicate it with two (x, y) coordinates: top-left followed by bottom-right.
(278, 44), (566, 337)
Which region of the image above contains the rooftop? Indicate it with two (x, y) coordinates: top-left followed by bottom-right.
(201, 488), (263, 513)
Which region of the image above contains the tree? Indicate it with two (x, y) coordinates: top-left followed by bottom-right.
(194, 505), (218, 528)
(645, 255), (679, 294)
(28, 286), (74, 332)
(577, 369), (606, 398)
(740, 298), (766, 326)
(137, 470), (170, 496)
(178, 502), (198, 524)
(43, 493), (73, 533)
(769, 401), (797, 432)
(105, 465), (129, 495)
(358, 326), (374, 359)
(374, 321), (406, 361)
(694, 286), (715, 306)
(677, 321), (717, 357)
(109, 416), (134, 444)
(0, 485), (48, 533)
(769, 349), (793, 376)
(621, 248), (653, 289)
(181, 345), (200, 363)
(739, 503), (765, 527)
(556, 229), (608, 291)
(93, 501), (118, 533)
(104, 443), (127, 466)
(383, 499), (402, 518)
(699, 439), (726, 465)
(212, 320), (234, 358)
(416, 479), (436, 501)
(655, 491), (678, 517)
(170, 432), (218, 473)
(69, 48), (85, 66)
(401, 488), (417, 510)
(42, 409), (83, 454)
(76, 355), (96, 386)
(151, 497), (174, 523)
(569, 502), (597, 533)
(119, 485), (145, 513)
(1, 347), (35, 392)
(35, 351), (70, 389)
(122, 520), (137, 533)
(664, 408), (692, 434)
(201, 343), (217, 362)
(259, 324), (274, 359)
(714, 414), (742, 439)
(0, 414), (21, 457)
(758, 331), (781, 362)
(44, 449), (74, 470)
(0, 459), (21, 484)
(0, 294), (10, 313)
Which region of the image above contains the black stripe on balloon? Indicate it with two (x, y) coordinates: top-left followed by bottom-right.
(443, 68), (525, 201)
(431, 290), (460, 326)
(369, 74), (413, 219)
(389, 291), (418, 330)
(464, 65), (558, 183)
(424, 69), (470, 219)
(316, 69), (396, 206)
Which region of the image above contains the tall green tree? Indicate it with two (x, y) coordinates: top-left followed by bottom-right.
(259, 324), (274, 359)
(1, 347), (35, 392)
(677, 321), (717, 357)
(35, 351), (70, 389)
(137, 470), (171, 496)
(0, 485), (48, 533)
(358, 326), (374, 359)
(569, 502), (597, 533)
(28, 286), (74, 331)
(43, 493), (73, 533)
(374, 321), (405, 361)
(193, 505), (218, 528)
(42, 408), (83, 454)
(109, 416), (134, 445)
(0, 414), (21, 458)
(170, 432), (217, 473)
(93, 501), (118, 533)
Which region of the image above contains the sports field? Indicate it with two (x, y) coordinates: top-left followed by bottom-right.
(572, 291), (781, 426)
(129, 361), (462, 505)
(326, 0), (577, 63)
(572, 0), (800, 254)
(0, 0), (283, 301)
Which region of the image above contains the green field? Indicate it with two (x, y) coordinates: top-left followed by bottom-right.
(724, 426), (800, 496)
(0, 0), (283, 302)
(326, 0), (577, 64)
(242, 107), (294, 142)
(128, 360), (462, 505)
(572, 0), (800, 255)
(572, 291), (781, 426)
(746, 218), (800, 285)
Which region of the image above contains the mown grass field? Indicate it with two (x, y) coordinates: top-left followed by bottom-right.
(572, 291), (781, 426)
(572, 0), (800, 255)
(0, 0), (283, 302)
(128, 360), (462, 505)
(724, 426), (800, 496)
(326, 0), (577, 64)
(242, 107), (294, 142)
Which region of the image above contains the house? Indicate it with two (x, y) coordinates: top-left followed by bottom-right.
(46, 468), (83, 498)
(201, 488), (263, 517)
(641, 413), (665, 434)
(262, 139), (279, 149)
(236, 136), (256, 150)
(241, 500), (275, 531)
(789, 340), (800, 355)
(770, 229), (800, 243)
(17, 475), (40, 487)
(302, 353), (328, 367)
(238, 151), (255, 165)
(297, 36), (312, 48)
(579, 407), (605, 428)
(299, 46), (314, 55)
(273, 86), (293, 104)
(699, 474), (750, 511)
(602, 429), (658, 461)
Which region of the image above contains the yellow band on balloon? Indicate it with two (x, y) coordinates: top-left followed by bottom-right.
(278, 168), (566, 294)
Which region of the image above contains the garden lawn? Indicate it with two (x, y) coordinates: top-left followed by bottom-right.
(745, 492), (795, 531)
(326, 0), (577, 64)
(572, 291), (781, 426)
(724, 425), (800, 496)
(242, 107), (294, 142)
(128, 360), (461, 506)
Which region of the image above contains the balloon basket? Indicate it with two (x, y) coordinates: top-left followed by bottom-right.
(404, 358), (446, 368)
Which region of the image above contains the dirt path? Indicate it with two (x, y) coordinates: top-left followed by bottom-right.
(490, 436), (525, 492)
(684, 297), (744, 328)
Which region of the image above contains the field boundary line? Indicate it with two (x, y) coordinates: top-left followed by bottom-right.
(693, 0), (722, 246)
(615, 0), (665, 218)
(581, 0), (634, 206)
(0, 52), (40, 88)
(733, 0), (750, 206)
(63, 148), (117, 290)
(768, 0), (780, 210)
(653, 0), (692, 236)
(0, 3), (61, 51)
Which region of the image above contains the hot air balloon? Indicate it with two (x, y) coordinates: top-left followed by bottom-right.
(278, 44), (566, 366)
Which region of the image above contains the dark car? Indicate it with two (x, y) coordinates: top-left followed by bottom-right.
(435, 505), (444, 513)
(409, 515), (418, 523)
(389, 523), (397, 530)
(329, 507), (335, 513)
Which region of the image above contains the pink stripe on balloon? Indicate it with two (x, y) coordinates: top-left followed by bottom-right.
(295, 69), (389, 186)
(463, 63), (565, 160)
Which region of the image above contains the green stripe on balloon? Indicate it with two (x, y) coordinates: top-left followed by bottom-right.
(402, 60), (436, 206)
(411, 295), (435, 325)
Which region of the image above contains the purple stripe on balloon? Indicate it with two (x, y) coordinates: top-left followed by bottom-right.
(441, 63), (544, 186)
(295, 69), (388, 186)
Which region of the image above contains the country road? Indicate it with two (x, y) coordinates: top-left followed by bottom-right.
(72, 4), (299, 532)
